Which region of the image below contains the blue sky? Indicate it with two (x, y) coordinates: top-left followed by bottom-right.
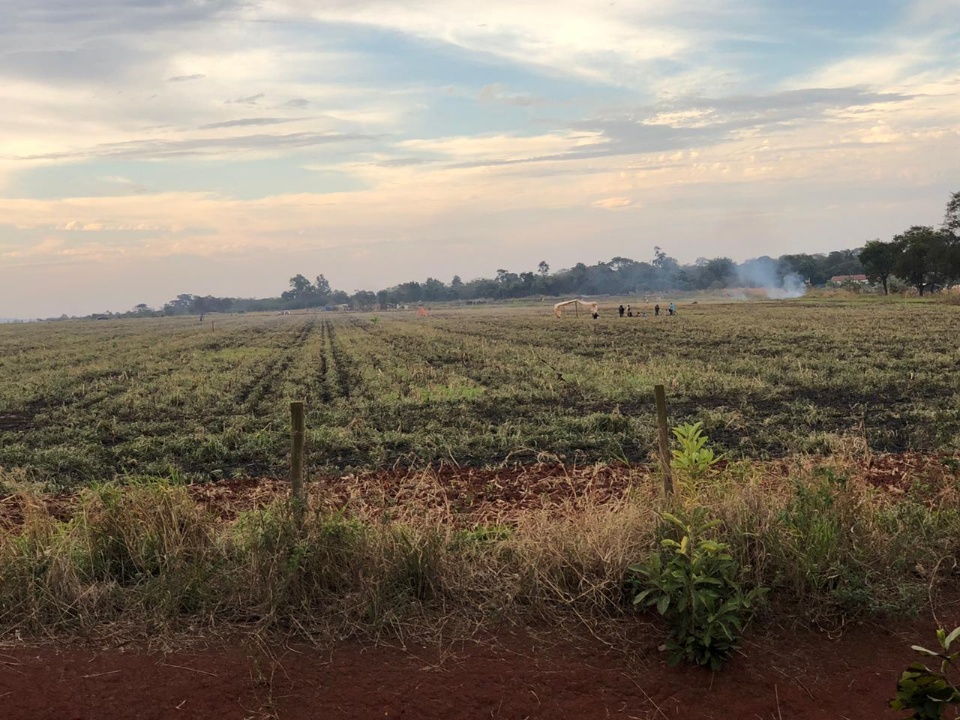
(0, 0), (958, 316)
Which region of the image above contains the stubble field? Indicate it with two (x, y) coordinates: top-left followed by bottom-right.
(1, 298), (958, 488)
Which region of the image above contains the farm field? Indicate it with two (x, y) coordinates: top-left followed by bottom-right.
(4, 299), (960, 716)
(1, 299), (959, 488)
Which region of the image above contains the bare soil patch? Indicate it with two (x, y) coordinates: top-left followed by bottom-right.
(2, 615), (955, 720)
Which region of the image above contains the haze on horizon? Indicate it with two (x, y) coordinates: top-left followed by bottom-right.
(1, 0), (958, 318)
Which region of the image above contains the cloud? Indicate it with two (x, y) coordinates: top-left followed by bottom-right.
(1, 41), (155, 86)
(199, 118), (299, 130)
(592, 197), (634, 210)
(14, 132), (377, 162)
(478, 83), (543, 107)
(56, 220), (182, 232)
(375, 157), (427, 167)
(226, 93), (265, 105)
(3, 0), (247, 39)
(168, 73), (205, 83)
(433, 86), (920, 169)
(261, 0), (714, 88)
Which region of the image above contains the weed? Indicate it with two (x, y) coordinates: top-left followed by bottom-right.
(629, 507), (766, 670)
(670, 422), (722, 481)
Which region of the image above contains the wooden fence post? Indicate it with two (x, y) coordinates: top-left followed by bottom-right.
(654, 385), (674, 497)
(290, 401), (306, 508)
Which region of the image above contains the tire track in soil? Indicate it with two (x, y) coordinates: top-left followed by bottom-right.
(344, 317), (386, 375)
(236, 319), (315, 413)
(325, 319), (360, 400)
(380, 322), (549, 392)
(318, 320), (332, 403)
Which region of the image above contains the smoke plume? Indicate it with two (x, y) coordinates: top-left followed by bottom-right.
(737, 257), (807, 299)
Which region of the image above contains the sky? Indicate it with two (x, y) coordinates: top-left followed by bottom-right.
(1, 0), (958, 317)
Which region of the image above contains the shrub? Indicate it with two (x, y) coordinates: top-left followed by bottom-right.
(629, 507), (766, 670)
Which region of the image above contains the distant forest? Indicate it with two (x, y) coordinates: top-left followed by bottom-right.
(125, 249), (857, 318)
(104, 190), (959, 318)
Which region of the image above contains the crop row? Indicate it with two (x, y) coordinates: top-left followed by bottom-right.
(1, 300), (959, 486)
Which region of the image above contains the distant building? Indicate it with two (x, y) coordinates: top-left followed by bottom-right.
(829, 274), (869, 285)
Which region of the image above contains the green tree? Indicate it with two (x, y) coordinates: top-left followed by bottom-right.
(162, 294), (195, 315)
(314, 274), (332, 297)
(894, 226), (947, 296)
(859, 240), (899, 295)
(781, 253), (821, 284)
(351, 290), (377, 309)
(289, 274), (312, 295)
(944, 191), (960, 234)
(422, 277), (447, 301)
(702, 257), (736, 288)
(537, 260), (550, 276)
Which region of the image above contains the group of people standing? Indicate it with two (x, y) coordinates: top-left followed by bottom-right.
(617, 302), (676, 318)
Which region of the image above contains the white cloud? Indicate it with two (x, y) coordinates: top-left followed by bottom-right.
(258, 0), (716, 89)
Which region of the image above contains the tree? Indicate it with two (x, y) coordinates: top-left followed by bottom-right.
(652, 247), (668, 270)
(537, 260), (550, 276)
(288, 274), (312, 295)
(780, 254), (820, 285)
(422, 277), (447, 301)
(314, 274), (332, 297)
(859, 240), (899, 295)
(163, 294), (195, 315)
(351, 290), (377, 310)
(893, 226), (946, 296)
(944, 190), (960, 234)
(701, 257), (735, 288)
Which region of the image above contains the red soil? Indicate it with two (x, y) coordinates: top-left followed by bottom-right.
(2, 615), (957, 720)
(5, 452), (956, 532)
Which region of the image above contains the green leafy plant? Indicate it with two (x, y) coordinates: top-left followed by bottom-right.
(892, 627), (960, 718)
(629, 507), (766, 670)
(670, 422), (722, 479)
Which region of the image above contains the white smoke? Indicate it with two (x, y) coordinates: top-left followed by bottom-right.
(737, 257), (807, 299)
(764, 273), (807, 299)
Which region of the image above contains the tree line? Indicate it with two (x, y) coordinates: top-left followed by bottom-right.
(103, 190), (958, 318)
(135, 251), (857, 317)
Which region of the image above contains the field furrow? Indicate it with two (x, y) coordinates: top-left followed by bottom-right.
(2, 300), (959, 486)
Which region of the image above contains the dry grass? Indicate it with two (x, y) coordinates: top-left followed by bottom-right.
(2, 455), (959, 642)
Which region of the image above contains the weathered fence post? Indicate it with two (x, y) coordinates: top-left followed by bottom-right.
(654, 385), (674, 497)
(290, 401), (306, 510)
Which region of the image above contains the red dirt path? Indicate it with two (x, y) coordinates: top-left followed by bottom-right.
(3, 615), (956, 720)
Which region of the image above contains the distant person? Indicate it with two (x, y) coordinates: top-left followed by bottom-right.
(654, 304), (660, 317)
(668, 302), (676, 316)
(618, 304), (625, 317)
(626, 305), (633, 317)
